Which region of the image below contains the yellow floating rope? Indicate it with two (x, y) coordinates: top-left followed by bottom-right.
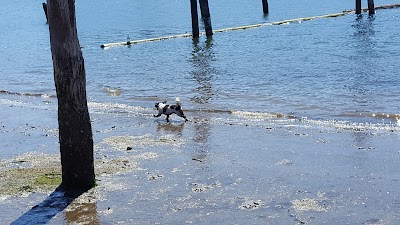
(100, 4), (400, 49)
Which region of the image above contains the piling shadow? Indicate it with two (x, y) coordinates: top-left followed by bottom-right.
(11, 186), (90, 225)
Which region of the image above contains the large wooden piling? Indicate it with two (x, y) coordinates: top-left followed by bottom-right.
(262, 0), (269, 14)
(356, 0), (362, 14)
(190, 0), (200, 38)
(368, 0), (375, 14)
(198, 0), (213, 36)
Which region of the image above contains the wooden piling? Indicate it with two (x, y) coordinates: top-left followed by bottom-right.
(262, 0), (269, 14)
(356, 0), (362, 14)
(42, 2), (48, 23)
(190, 0), (200, 38)
(368, 0), (375, 14)
(198, 0), (213, 37)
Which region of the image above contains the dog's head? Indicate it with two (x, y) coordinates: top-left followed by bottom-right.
(155, 101), (167, 110)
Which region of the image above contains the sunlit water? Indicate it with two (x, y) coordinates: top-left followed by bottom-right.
(1, 1), (400, 151)
(1, 0), (400, 160)
(1, 0), (400, 125)
(1, 1), (400, 224)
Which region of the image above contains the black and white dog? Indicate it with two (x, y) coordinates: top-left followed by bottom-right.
(154, 98), (188, 122)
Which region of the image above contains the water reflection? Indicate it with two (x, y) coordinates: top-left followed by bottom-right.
(156, 122), (185, 136)
(352, 129), (370, 148)
(347, 15), (377, 108)
(64, 189), (99, 224)
(189, 37), (215, 164)
(349, 130), (373, 172)
(349, 16), (377, 150)
(352, 15), (376, 52)
(192, 119), (211, 163)
(190, 37), (215, 105)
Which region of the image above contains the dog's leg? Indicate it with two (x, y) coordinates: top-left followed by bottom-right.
(166, 115), (170, 122)
(177, 110), (188, 122)
(154, 113), (162, 118)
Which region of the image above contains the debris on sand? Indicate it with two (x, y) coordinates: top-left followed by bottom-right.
(291, 198), (329, 212)
(0, 133), (167, 197)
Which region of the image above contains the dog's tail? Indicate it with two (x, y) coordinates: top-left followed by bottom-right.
(175, 97), (181, 106)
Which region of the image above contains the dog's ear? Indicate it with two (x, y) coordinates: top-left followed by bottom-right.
(162, 101), (167, 104)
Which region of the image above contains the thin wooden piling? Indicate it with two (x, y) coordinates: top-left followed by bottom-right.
(198, 0), (213, 36)
(190, 0), (200, 38)
(356, 0), (362, 14)
(42, 2), (48, 23)
(368, 0), (375, 14)
(262, 0), (269, 14)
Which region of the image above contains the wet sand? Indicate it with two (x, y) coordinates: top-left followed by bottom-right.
(1, 102), (400, 224)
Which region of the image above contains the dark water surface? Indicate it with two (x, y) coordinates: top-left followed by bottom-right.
(1, 0), (400, 224)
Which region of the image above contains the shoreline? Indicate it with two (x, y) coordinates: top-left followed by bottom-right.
(1, 101), (400, 224)
(2, 0), (400, 223)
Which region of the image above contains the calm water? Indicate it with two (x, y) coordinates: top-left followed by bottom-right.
(2, 1), (400, 224)
(1, 0), (400, 124)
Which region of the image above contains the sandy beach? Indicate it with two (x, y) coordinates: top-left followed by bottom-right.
(1, 99), (400, 224)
